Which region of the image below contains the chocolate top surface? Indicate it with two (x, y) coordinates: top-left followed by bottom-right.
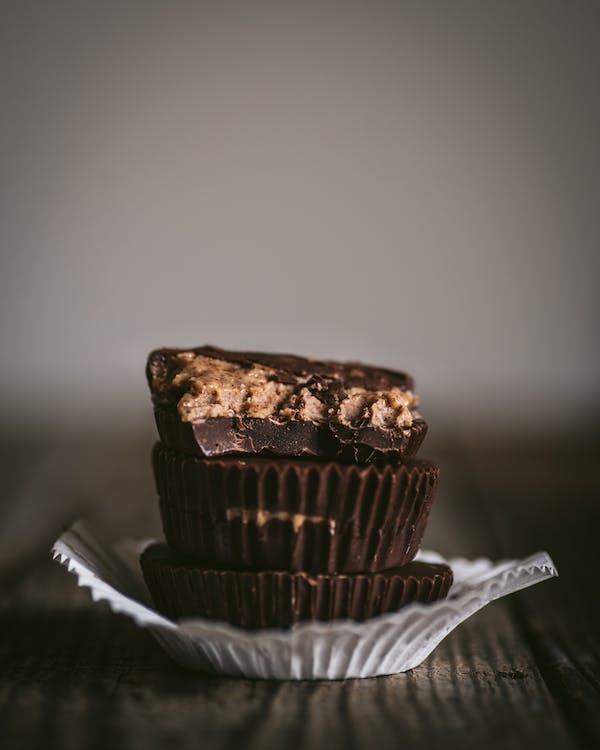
(142, 543), (452, 583)
(146, 345), (420, 430)
(154, 443), (439, 474)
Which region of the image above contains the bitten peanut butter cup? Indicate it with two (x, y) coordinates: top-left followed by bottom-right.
(140, 543), (453, 629)
(153, 444), (440, 574)
(147, 346), (427, 463)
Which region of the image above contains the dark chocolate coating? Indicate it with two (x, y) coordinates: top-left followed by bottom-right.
(140, 543), (453, 628)
(154, 407), (427, 464)
(153, 444), (440, 573)
(147, 345), (427, 463)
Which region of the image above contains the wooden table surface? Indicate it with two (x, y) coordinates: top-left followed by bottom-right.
(0, 427), (598, 749)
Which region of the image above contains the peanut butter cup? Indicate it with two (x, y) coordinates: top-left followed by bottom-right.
(144, 344), (449, 630)
(141, 543), (453, 628)
(147, 346), (427, 463)
(153, 443), (440, 573)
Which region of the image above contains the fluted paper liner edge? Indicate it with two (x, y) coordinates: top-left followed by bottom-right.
(51, 521), (558, 680)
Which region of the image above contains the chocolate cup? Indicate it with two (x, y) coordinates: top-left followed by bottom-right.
(153, 407), (428, 465)
(140, 543), (453, 629)
(153, 444), (440, 573)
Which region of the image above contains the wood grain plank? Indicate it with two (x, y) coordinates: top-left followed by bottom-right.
(0, 587), (577, 750)
(459, 433), (600, 748)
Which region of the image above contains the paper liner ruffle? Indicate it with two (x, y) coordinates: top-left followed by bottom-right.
(51, 521), (558, 680)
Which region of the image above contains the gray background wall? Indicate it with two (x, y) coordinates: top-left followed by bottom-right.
(1, 1), (599, 434)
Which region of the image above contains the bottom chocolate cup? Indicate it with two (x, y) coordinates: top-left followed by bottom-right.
(140, 544), (453, 629)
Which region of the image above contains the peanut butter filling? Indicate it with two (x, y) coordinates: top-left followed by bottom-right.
(225, 507), (337, 534)
(172, 353), (419, 429)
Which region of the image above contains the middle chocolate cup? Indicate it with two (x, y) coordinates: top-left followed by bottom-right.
(153, 443), (440, 574)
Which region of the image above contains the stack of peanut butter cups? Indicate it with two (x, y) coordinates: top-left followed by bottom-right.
(141, 346), (452, 629)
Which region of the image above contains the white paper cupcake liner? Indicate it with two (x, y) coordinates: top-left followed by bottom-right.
(51, 521), (557, 680)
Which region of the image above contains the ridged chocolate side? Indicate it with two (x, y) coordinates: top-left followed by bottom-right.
(153, 406), (428, 464)
(140, 543), (453, 628)
(153, 444), (440, 573)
